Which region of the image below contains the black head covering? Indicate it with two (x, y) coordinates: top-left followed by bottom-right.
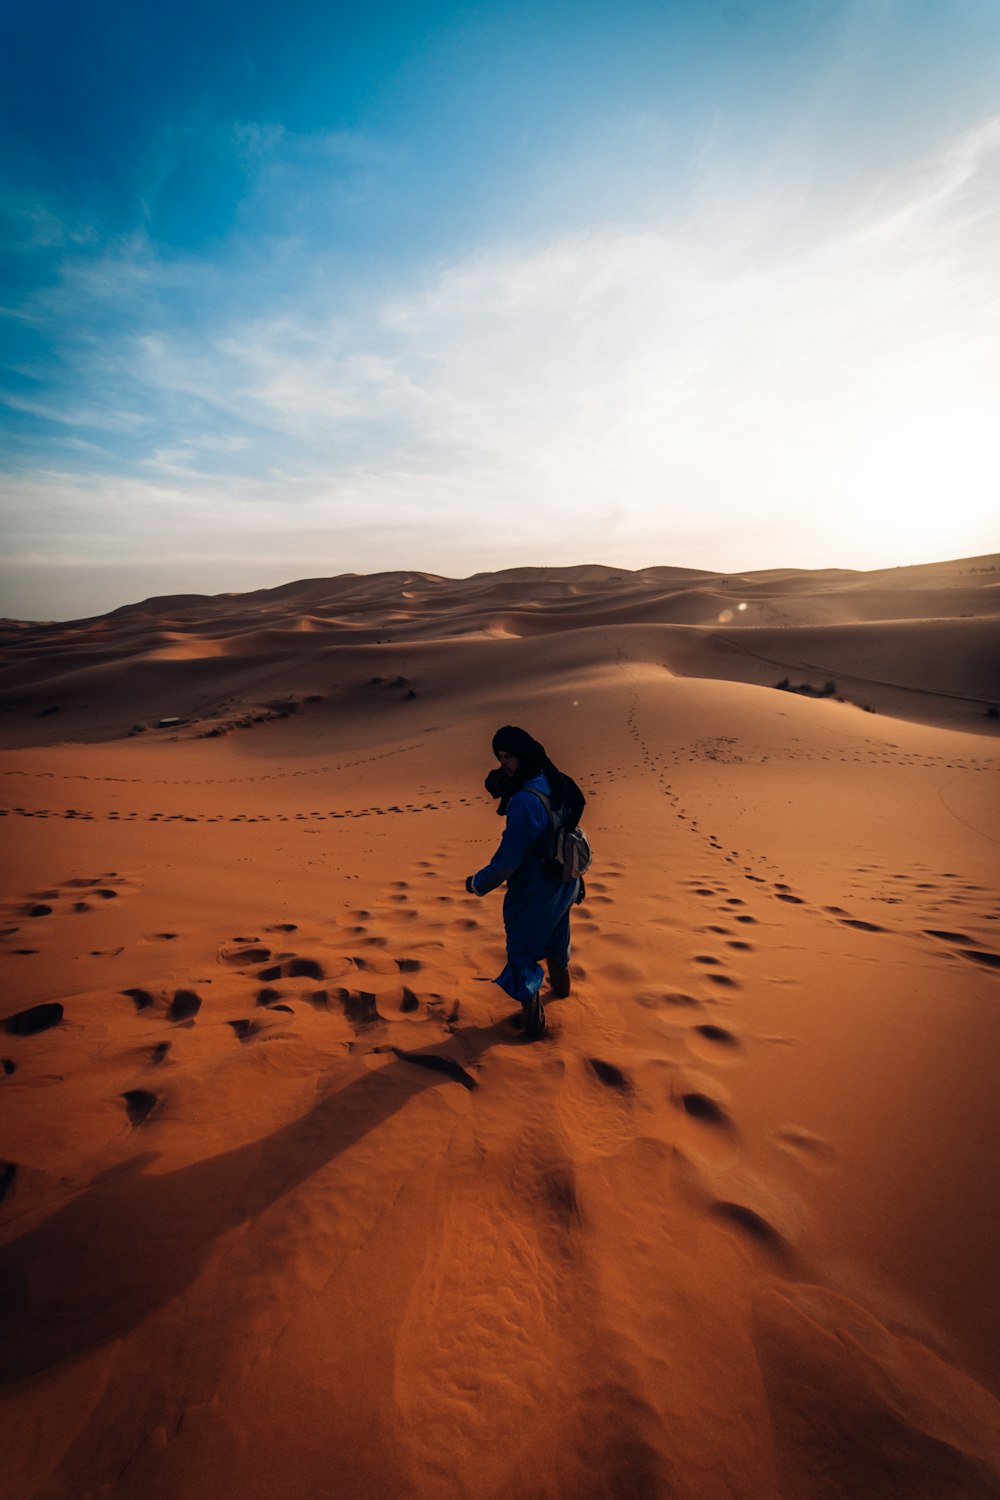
(492, 725), (547, 776)
(485, 725), (585, 825)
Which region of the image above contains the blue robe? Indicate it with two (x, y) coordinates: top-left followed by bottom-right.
(471, 772), (579, 1003)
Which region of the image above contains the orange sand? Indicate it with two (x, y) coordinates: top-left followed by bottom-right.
(2, 556), (999, 1499)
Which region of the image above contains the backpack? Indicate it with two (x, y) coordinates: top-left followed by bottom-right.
(524, 787), (592, 883)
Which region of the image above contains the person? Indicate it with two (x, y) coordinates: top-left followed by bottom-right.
(465, 726), (585, 1039)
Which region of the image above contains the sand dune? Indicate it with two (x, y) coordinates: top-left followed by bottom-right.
(2, 553), (997, 744)
(1, 556), (999, 1499)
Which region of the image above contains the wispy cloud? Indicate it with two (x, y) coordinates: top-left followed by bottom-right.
(3, 112), (999, 616)
(0, 392), (146, 432)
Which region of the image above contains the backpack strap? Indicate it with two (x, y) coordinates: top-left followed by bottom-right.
(525, 785), (580, 832)
(521, 786), (556, 854)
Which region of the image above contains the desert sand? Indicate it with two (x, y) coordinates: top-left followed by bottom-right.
(1, 554), (999, 1499)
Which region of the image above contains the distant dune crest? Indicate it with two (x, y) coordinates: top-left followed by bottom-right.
(0, 554), (996, 747)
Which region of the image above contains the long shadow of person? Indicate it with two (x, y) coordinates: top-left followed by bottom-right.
(0, 1020), (512, 1387)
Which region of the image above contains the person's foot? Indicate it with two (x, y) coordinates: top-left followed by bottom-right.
(520, 993), (546, 1040)
(547, 961), (571, 998)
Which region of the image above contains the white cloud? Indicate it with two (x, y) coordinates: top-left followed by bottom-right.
(0, 391), (146, 431)
(206, 114), (998, 561)
(4, 114), (999, 617)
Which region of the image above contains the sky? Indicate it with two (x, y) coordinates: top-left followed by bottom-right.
(1, 0), (999, 620)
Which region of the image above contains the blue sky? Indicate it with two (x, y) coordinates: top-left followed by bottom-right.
(2, 0), (999, 618)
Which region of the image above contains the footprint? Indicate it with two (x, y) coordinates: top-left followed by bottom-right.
(959, 949), (1000, 971)
(840, 919), (885, 933)
(122, 988), (155, 1011)
(774, 1126), (836, 1167)
(167, 989), (201, 1022)
(335, 989), (384, 1027)
(287, 957), (324, 980)
(228, 1018), (259, 1042)
(220, 945), (271, 965)
(675, 1092), (732, 1128)
(4, 1002), (64, 1036)
(710, 1202), (788, 1257)
(599, 961), (645, 985)
(692, 1023), (738, 1047)
(587, 1058), (633, 1093)
(123, 1089), (157, 1125)
(636, 990), (701, 1010)
(259, 957), (325, 982)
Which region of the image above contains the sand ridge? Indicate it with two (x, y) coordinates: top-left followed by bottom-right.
(1, 559), (999, 1498)
(2, 553), (998, 748)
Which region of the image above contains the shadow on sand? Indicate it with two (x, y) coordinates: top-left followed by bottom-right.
(0, 1021), (514, 1387)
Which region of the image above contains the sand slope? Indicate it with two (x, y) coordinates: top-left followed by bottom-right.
(1, 558), (999, 1499)
(2, 553), (998, 745)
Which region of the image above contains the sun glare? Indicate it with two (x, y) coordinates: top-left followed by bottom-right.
(842, 406), (997, 563)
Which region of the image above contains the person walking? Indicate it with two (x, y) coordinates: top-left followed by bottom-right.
(465, 726), (585, 1039)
